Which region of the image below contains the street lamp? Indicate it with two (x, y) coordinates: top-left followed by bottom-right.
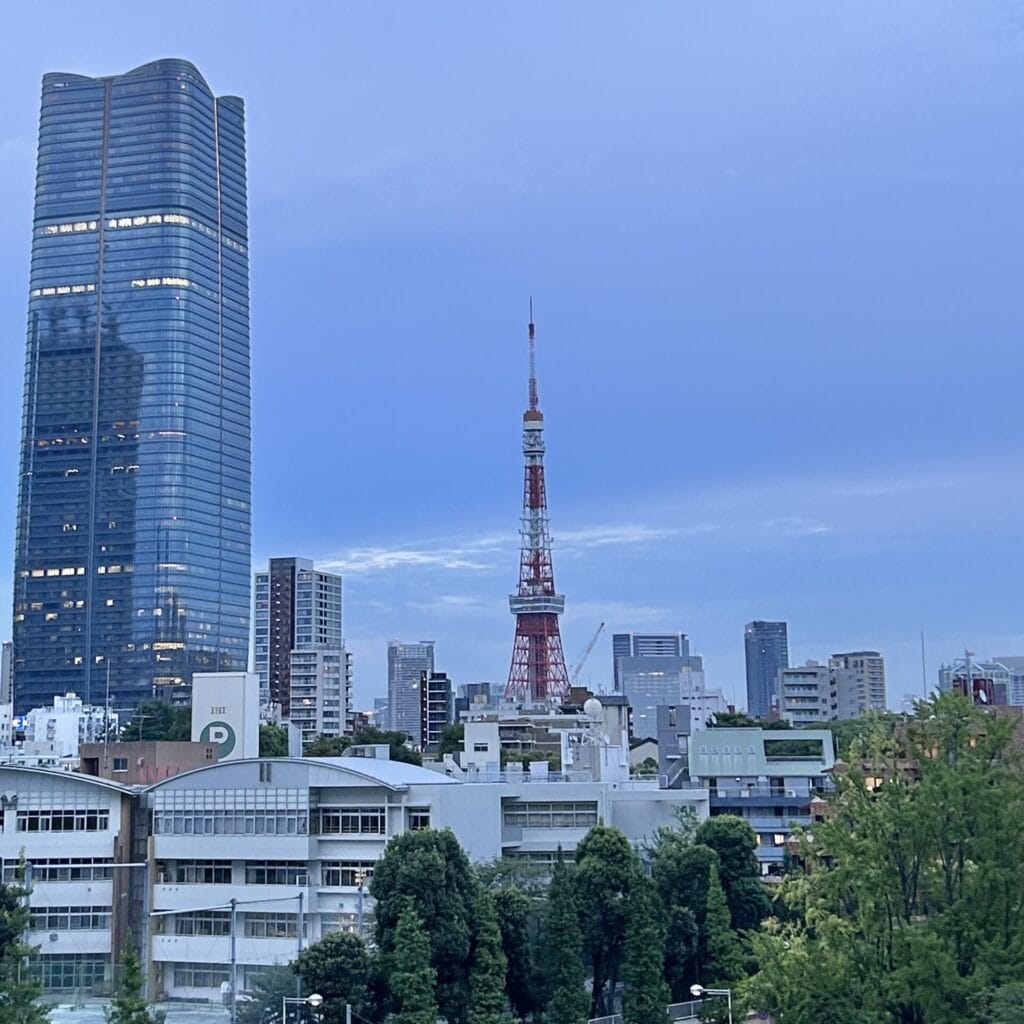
(690, 984), (733, 1024)
(282, 993), (323, 1024)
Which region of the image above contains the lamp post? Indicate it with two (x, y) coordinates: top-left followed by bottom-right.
(282, 992), (323, 1024)
(690, 984), (733, 1024)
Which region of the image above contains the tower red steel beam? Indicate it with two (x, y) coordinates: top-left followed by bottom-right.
(505, 304), (570, 704)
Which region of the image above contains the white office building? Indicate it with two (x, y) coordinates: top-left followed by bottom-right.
(0, 766), (138, 995)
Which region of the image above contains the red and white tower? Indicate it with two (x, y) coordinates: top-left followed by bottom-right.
(505, 305), (571, 704)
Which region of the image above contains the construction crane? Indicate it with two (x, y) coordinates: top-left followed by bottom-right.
(571, 622), (606, 686)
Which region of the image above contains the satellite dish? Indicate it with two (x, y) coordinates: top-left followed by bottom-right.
(583, 697), (603, 719)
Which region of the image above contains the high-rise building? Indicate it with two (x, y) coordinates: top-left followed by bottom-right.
(388, 641), (434, 743)
(613, 632), (723, 737)
(253, 557), (348, 734)
(744, 621), (789, 719)
(420, 671), (454, 752)
(612, 632), (689, 689)
(11, 60), (251, 713)
(830, 651), (887, 716)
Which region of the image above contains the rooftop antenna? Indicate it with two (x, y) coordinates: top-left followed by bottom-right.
(920, 629), (928, 699)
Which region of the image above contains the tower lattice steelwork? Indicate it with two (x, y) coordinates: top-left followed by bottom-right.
(505, 307), (570, 703)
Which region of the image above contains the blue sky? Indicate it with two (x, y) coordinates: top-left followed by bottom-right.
(0, 2), (1021, 710)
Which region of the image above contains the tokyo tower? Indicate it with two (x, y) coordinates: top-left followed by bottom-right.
(504, 304), (571, 703)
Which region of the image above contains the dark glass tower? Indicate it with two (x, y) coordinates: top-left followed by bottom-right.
(12, 60), (251, 713)
(744, 620), (789, 719)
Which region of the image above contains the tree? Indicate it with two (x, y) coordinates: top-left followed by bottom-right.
(371, 828), (478, 1024)
(989, 982), (1024, 1024)
(573, 825), (641, 1016)
(745, 694), (1024, 1024)
(295, 932), (371, 1024)
(631, 756), (659, 776)
(237, 965), (298, 1024)
(352, 726), (422, 766)
(693, 816), (769, 931)
(120, 699), (190, 742)
(493, 887), (536, 1020)
(0, 875), (49, 1024)
(107, 942), (165, 1024)
(304, 734), (347, 756)
(387, 905), (437, 1024)
(703, 863), (743, 988)
(259, 723), (289, 757)
(622, 877), (670, 1024)
(651, 839), (728, 996)
(438, 723), (464, 758)
(540, 854), (588, 1024)
(468, 893), (513, 1024)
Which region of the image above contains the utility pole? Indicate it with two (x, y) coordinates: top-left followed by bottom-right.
(229, 897), (238, 1024)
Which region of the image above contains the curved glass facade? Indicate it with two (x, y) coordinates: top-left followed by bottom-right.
(12, 59), (251, 712)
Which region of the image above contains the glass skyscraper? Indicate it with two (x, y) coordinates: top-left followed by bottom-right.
(11, 60), (251, 713)
(744, 620), (789, 719)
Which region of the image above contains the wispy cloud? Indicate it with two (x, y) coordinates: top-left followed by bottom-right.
(319, 547), (494, 574)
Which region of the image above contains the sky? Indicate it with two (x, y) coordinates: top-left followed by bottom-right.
(0, 1), (1022, 712)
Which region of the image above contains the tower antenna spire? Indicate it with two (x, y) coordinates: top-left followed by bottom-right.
(528, 297), (538, 412)
(505, 304), (570, 704)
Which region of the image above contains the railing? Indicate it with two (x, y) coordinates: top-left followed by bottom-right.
(712, 786), (810, 800)
(667, 1000), (702, 1021)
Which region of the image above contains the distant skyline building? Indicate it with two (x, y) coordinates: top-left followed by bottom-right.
(613, 631), (715, 738)
(388, 640), (434, 742)
(777, 661), (835, 726)
(11, 59), (251, 713)
(744, 621), (789, 719)
(253, 557), (348, 734)
(612, 632), (689, 689)
(830, 651), (887, 716)
(939, 656), (1018, 706)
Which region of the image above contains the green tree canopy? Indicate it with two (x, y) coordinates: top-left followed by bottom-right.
(438, 723), (464, 758)
(236, 965), (299, 1024)
(573, 825), (641, 1016)
(259, 723), (289, 757)
(295, 931), (371, 1024)
(370, 828), (478, 1024)
(387, 905), (438, 1024)
(120, 699), (190, 742)
(468, 892), (513, 1024)
(493, 887), (536, 1020)
(622, 876), (670, 1024)
(744, 694), (1024, 1024)
(540, 853), (589, 1024)
(303, 726), (422, 765)
(107, 941), (165, 1024)
(0, 874), (49, 1024)
(693, 815), (769, 931)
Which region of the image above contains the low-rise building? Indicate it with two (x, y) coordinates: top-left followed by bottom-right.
(689, 727), (835, 876)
